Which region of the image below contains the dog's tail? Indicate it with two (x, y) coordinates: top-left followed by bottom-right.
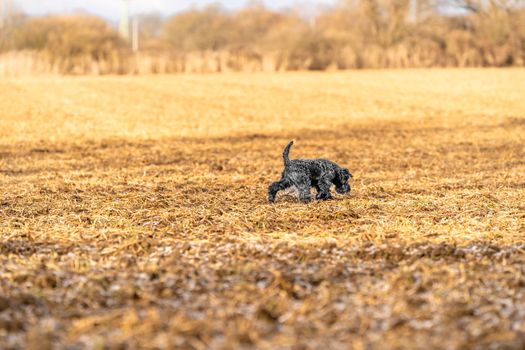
(283, 140), (294, 166)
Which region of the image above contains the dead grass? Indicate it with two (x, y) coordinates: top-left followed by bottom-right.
(1, 69), (525, 349)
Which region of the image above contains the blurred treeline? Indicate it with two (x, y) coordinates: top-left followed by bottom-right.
(0, 0), (524, 75)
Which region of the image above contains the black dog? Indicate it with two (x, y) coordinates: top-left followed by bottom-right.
(268, 141), (352, 203)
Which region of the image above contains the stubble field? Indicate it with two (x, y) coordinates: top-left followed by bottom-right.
(1, 70), (525, 349)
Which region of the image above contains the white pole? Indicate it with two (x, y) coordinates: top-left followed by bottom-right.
(119, 0), (130, 41)
(132, 16), (139, 52)
(6, 0), (12, 26)
(0, 0), (4, 29)
(409, 0), (418, 23)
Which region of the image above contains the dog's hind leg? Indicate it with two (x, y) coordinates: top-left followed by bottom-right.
(291, 174), (312, 203)
(296, 180), (312, 203)
(268, 179), (291, 203)
(297, 185), (312, 203)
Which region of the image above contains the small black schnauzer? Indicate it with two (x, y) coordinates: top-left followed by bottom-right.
(268, 141), (352, 203)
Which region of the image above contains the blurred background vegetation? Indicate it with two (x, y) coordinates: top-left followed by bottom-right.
(0, 0), (524, 75)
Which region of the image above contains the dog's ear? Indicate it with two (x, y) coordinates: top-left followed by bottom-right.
(337, 168), (351, 181)
(334, 167), (347, 184)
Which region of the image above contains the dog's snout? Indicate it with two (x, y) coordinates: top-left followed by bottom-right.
(336, 183), (350, 194)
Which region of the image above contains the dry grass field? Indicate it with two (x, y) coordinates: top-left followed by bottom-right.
(1, 70), (525, 349)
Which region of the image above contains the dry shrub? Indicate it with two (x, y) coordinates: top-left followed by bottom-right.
(11, 14), (126, 74)
(162, 5), (233, 52)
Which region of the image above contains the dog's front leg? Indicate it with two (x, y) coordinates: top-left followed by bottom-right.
(315, 178), (333, 200)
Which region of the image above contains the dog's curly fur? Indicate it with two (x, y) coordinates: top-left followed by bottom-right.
(268, 141), (353, 203)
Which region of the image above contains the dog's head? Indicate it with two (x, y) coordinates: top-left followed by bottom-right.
(334, 167), (352, 194)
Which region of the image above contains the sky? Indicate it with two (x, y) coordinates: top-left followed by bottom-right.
(13, 0), (338, 20)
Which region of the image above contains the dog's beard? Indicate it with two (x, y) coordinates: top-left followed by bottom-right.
(336, 183), (350, 194)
